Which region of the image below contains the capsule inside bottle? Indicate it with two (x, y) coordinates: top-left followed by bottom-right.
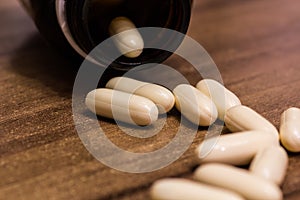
(65, 0), (192, 70)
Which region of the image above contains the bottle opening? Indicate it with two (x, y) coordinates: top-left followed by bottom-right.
(64, 0), (192, 70)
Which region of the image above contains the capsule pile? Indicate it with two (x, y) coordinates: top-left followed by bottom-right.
(85, 77), (300, 200)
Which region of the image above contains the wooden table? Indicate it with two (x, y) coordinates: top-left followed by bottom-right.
(1, 0), (300, 199)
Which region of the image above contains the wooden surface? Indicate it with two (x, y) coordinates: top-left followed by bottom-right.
(1, 0), (300, 199)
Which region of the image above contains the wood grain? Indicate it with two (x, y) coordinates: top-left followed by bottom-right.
(0, 0), (300, 199)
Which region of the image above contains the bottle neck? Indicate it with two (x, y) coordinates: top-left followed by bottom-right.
(56, 0), (192, 70)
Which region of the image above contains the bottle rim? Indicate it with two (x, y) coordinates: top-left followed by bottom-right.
(56, 0), (192, 70)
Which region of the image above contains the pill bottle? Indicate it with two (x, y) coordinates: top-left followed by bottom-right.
(20, 0), (192, 70)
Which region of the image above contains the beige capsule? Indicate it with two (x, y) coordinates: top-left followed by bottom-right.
(196, 79), (241, 121)
(150, 178), (245, 200)
(224, 105), (279, 139)
(249, 146), (288, 185)
(194, 163), (282, 200)
(196, 131), (278, 165)
(280, 107), (300, 152)
(109, 16), (144, 58)
(85, 88), (158, 126)
(173, 84), (218, 126)
(106, 77), (175, 114)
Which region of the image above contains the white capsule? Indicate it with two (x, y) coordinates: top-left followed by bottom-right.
(109, 16), (144, 58)
(173, 84), (218, 126)
(196, 79), (241, 121)
(106, 77), (175, 114)
(194, 163), (283, 200)
(85, 88), (158, 126)
(280, 107), (300, 152)
(150, 178), (245, 200)
(249, 146), (288, 185)
(224, 105), (279, 140)
(196, 131), (278, 165)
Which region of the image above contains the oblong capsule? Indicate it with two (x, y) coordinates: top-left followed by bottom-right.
(280, 107), (300, 152)
(196, 131), (278, 165)
(196, 79), (241, 121)
(173, 84), (218, 126)
(194, 163), (282, 200)
(150, 178), (245, 200)
(249, 146), (288, 185)
(109, 16), (144, 58)
(106, 77), (175, 114)
(224, 105), (279, 140)
(85, 88), (158, 126)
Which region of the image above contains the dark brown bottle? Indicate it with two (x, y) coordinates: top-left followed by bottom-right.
(20, 0), (192, 70)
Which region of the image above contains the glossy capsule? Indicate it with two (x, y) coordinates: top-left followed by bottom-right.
(85, 88), (158, 126)
(150, 178), (245, 200)
(249, 146), (288, 185)
(173, 84), (218, 126)
(280, 107), (300, 152)
(194, 163), (283, 200)
(109, 16), (144, 58)
(106, 77), (175, 114)
(224, 105), (279, 140)
(196, 79), (241, 121)
(196, 131), (278, 165)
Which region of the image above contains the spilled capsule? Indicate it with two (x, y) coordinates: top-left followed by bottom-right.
(173, 84), (218, 126)
(85, 88), (158, 126)
(196, 79), (241, 121)
(280, 107), (300, 152)
(224, 105), (279, 140)
(196, 130), (278, 165)
(249, 146), (288, 185)
(194, 163), (282, 200)
(150, 178), (245, 200)
(106, 77), (175, 114)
